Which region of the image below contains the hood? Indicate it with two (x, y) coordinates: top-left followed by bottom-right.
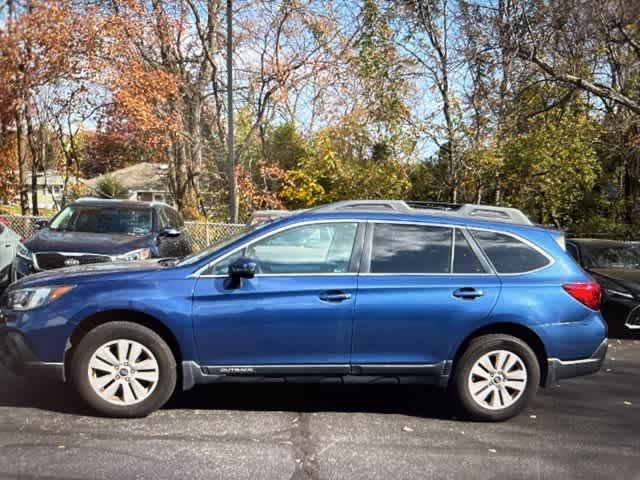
(13, 259), (171, 288)
(24, 228), (155, 255)
(590, 268), (640, 296)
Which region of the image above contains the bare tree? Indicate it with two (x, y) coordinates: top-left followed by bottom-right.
(398, 0), (464, 202)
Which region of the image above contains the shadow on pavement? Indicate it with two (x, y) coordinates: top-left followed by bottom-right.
(169, 383), (456, 419)
(0, 366), (456, 419)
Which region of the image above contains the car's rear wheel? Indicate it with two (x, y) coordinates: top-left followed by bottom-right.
(70, 322), (176, 418)
(452, 334), (540, 421)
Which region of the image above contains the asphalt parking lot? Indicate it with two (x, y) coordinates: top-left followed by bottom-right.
(0, 340), (639, 480)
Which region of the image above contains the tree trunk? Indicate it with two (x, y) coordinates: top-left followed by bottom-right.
(26, 112), (40, 215)
(15, 109), (30, 215)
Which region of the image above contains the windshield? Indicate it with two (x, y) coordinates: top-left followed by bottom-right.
(583, 244), (640, 269)
(49, 205), (153, 235)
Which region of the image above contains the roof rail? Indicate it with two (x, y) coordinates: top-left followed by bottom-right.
(312, 200), (533, 225)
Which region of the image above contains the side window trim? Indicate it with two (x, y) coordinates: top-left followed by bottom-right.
(449, 227), (456, 273)
(359, 221), (374, 274)
(457, 228), (493, 275)
(348, 223), (367, 274)
(468, 227), (555, 275)
(196, 220), (364, 277)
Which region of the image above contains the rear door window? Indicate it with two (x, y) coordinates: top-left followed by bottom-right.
(370, 223), (452, 274)
(471, 230), (551, 274)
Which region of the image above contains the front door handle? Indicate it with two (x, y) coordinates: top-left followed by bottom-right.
(319, 291), (352, 303)
(453, 287), (484, 300)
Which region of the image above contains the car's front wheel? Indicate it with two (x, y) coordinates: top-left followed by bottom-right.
(452, 334), (540, 421)
(70, 322), (177, 418)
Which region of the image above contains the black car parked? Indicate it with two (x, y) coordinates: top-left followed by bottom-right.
(14, 198), (193, 279)
(567, 238), (640, 337)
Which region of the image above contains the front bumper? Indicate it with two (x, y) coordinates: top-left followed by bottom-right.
(0, 325), (63, 381)
(545, 338), (608, 387)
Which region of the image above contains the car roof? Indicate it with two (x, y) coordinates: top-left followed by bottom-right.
(281, 209), (555, 234)
(72, 198), (169, 209)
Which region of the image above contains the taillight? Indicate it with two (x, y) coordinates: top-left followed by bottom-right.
(562, 282), (601, 310)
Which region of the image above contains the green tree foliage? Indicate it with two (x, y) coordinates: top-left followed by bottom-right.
(355, 0), (412, 157)
(280, 123), (411, 209)
(265, 122), (308, 171)
(95, 175), (128, 200)
(500, 113), (601, 228)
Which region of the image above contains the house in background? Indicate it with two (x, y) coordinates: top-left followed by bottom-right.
(85, 163), (175, 206)
(27, 170), (79, 211)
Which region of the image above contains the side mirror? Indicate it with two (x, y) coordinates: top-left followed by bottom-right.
(224, 256), (257, 289)
(158, 227), (181, 238)
(35, 220), (48, 230)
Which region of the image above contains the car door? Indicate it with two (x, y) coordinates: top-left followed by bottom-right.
(351, 222), (501, 370)
(191, 221), (364, 371)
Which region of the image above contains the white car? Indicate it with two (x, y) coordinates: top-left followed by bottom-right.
(0, 221), (21, 291)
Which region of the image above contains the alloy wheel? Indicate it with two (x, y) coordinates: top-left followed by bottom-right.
(87, 339), (160, 406)
(467, 349), (528, 410)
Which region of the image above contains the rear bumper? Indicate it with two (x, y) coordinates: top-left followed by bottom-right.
(0, 326), (63, 381)
(545, 338), (608, 387)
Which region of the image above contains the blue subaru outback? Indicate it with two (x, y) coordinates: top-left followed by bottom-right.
(0, 201), (607, 421)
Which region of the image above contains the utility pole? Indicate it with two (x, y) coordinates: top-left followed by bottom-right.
(226, 0), (238, 223)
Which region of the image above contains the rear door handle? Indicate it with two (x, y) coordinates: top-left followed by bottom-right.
(453, 288), (484, 299)
(319, 291), (352, 303)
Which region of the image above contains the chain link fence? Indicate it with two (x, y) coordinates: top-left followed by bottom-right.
(0, 214), (247, 251)
(0, 215), (50, 240)
(184, 221), (246, 251)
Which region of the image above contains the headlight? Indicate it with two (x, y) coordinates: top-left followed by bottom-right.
(5, 285), (75, 311)
(116, 248), (152, 262)
(16, 243), (32, 261)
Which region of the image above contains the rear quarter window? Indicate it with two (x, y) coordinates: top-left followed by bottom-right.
(471, 230), (551, 274)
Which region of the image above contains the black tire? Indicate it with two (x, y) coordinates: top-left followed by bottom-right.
(69, 322), (177, 418)
(451, 334), (540, 422)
